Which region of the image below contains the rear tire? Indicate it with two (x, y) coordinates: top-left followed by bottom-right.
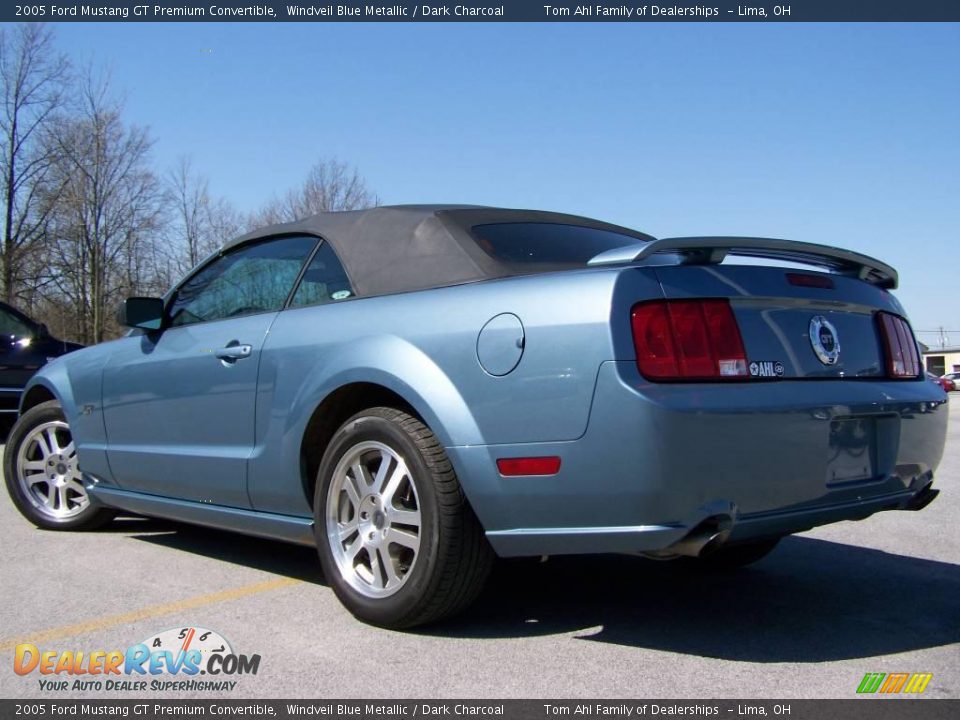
(684, 537), (781, 570)
(314, 407), (493, 629)
(4, 400), (114, 531)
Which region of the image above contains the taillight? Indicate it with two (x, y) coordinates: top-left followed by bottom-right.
(877, 311), (920, 378)
(631, 299), (748, 381)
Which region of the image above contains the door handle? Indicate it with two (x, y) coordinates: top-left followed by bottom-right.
(215, 343), (252, 363)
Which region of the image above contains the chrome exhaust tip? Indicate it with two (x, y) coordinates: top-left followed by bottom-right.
(903, 484), (939, 511)
(668, 530), (723, 557)
(639, 514), (735, 560)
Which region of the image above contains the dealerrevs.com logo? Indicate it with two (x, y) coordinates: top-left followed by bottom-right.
(13, 627), (260, 693)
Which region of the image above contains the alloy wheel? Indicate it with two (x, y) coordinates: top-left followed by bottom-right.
(325, 440), (422, 599)
(15, 420), (88, 520)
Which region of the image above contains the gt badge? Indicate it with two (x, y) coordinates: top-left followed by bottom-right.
(749, 360), (785, 378)
(809, 315), (840, 365)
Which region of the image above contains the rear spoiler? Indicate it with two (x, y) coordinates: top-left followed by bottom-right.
(587, 236), (898, 289)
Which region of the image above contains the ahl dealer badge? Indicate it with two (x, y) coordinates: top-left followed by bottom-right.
(809, 315), (840, 365)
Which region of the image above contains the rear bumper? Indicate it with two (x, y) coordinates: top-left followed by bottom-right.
(449, 362), (948, 557)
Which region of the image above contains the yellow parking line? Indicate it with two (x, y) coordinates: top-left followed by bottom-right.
(0, 577), (300, 652)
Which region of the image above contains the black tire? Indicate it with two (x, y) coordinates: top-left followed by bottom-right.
(4, 400), (114, 531)
(314, 407), (493, 629)
(684, 537), (781, 570)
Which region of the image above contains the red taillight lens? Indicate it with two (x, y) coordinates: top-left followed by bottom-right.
(877, 311), (920, 378)
(630, 302), (679, 378)
(496, 457), (561, 476)
(631, 299), (747, 381)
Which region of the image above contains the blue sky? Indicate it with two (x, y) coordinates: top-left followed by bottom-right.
(54, 22), (959, 343)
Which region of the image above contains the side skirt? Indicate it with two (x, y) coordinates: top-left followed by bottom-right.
(90, 486), (316, 547)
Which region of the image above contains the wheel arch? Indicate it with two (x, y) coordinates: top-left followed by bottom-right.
(298, 382), (423, 507)
(20, 384), (59, 415)
(19, 374), (74, 418)
(292, 346), (485, 514)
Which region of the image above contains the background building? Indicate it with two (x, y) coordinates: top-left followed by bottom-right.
(921, 346), (960, 376)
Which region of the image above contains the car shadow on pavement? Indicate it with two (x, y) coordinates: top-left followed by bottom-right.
(126, 523), (959, 662)
(435, 535), (960, 662)
(127, 520), (326, 584)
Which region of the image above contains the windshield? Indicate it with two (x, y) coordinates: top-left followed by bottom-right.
(0, 307), (36, 337)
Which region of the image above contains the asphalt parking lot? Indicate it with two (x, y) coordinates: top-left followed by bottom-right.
(0, 401), (957, 700)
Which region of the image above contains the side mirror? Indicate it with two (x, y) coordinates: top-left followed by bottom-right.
(36, 323), (51, 340)
(117, 297), (165, 331)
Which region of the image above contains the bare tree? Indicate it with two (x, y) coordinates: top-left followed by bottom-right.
(0, 24), (69, 304)
(250, 157), (378, 227)
(168, 156), (240, 274)
(43, 72), (165, 343)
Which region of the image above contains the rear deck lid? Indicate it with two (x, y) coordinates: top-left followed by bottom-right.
(652, 263), (909, 380)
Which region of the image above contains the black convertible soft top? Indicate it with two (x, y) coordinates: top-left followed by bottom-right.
(228, 205), (655, 298)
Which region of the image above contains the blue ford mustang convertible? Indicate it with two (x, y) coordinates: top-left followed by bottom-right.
(3, 205), (948, 628)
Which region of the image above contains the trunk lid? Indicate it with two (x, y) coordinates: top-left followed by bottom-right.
(652, 263), (905, 380)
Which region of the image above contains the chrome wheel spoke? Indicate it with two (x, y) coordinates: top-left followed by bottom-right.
(34, 432), (52, 458)
(56, 484), (70, 510)
(338, 519), (359, 542)
(23, 460), (46, 473)
(342, 473), (362, 508)
(351, 462), (373, 492)
(62, 441), (76, 458)
(369, 450), (390, 494)
(389, 507), (420, 529)
(380, 461), (408, 506)
(385, 527), (420, 553)
(46, 482), (57, 507)
(383, 555), (403, 588)
(344, 534), (364, 561)
(367, 548), (385, 589)
(44, 428), (62, 454)
(25, 473), (47, 486)
(67, 479), (86, 496)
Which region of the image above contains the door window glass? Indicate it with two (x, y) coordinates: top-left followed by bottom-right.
(169, 236), (317, 327)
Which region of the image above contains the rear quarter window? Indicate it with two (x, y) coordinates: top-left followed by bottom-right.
(471, 222), (643, 267)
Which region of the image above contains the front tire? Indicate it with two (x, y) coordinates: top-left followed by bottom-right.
(315, 407), (493, 629)
(4, 400), (114, 530)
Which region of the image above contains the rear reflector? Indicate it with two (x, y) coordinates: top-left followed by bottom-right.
(631, 299), (748, 381)
(496, 457), (561, 476)
(877, 312), (920, 378)
(786, 272), (835, 289)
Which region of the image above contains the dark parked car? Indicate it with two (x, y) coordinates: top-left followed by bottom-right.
(0, 302), (82, 421)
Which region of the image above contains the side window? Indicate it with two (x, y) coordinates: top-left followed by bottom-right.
(289, 241), (355, 308)
(168, 236), (317, 327)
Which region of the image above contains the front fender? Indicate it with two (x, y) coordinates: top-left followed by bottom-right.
(20, 367), (75, 417)
(18, 348), (114, 483)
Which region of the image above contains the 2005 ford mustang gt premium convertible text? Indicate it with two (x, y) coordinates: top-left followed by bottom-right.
(3, 205), (948, 628)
